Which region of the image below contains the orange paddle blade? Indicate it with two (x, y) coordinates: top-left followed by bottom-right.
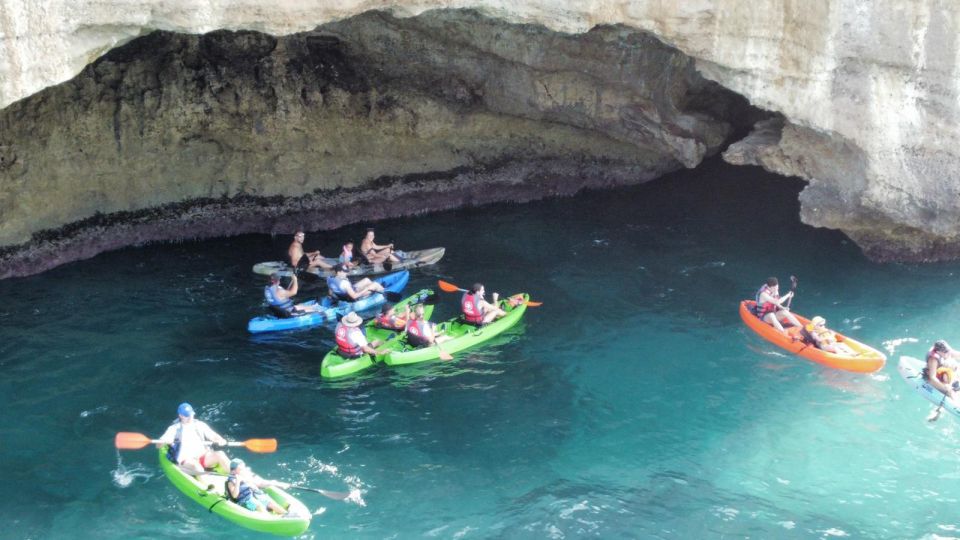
(242, 438), (278, 453)
(437, 280), (462, 293)
(115, 432), (154, 450)
(438, 349), (454, 361)
(526, 301), (542, 307)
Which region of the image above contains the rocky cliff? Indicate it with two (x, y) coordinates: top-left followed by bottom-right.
(1, 1), (958, 275)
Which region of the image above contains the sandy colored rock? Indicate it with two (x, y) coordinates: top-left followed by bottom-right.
(0, 10), (754, 277)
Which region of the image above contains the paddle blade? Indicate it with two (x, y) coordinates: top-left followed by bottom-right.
(526, 301), (542, 307)
(318, 489), (352, 501)
(287, 485), (352, 500)
(438, 280), (462, 293)
(243, 438), (278, 453)
(438, 348), (454, 361)
(115, 432), (153, 450)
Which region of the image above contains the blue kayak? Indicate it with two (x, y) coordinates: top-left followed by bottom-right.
(247, 271), (409, 334)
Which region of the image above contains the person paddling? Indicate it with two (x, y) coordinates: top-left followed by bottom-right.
(754, 277), (800, 335)
(360, 229), (400, 265)
(326, 264), (385, 302)
(406, 303), (450, 347)
(155, 403), (231, 476)
(288, 230), (333, 272)
(334, 311), (384, 358)
(264, 273), (322, 317)
(924, 340), (960, 421)
(226, 459), (289, 515)
(461, 283), (506, 326)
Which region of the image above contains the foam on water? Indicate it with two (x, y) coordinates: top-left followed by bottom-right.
(111, 451), (154, 488)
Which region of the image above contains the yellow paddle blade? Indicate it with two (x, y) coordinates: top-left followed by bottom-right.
(115, 432), (153, 450)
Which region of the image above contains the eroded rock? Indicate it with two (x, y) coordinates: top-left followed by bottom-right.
(0, 10), (757, 278)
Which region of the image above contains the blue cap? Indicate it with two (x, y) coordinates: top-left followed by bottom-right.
(230, 459), (245, 470)
(177, 402), (195, 417)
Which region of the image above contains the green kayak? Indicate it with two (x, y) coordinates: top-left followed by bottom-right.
(320, 289), (436, 379)
(158, 448), (311, 536)
(383, 293), (529, 366)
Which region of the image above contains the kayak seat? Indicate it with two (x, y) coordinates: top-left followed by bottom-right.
(269, 305), (294, 319)
(459, 317), (484, 328)
(785, 326), (804, 341)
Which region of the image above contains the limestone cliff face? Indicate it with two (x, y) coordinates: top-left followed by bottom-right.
(0, 9), (755, 277)
(1, 1), (958, 270)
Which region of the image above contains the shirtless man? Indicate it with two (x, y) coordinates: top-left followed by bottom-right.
(360, 229), (400, 265)
(288, 230), (333, 272)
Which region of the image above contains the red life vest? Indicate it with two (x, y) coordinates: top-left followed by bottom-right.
(406, 318), (432, 346)
(462, 293), (483, 324)
(407, 318), (427, 338)
(754, 285), (779, 317)
(376, 313), (404, 330)
(335, 323), (363, 357)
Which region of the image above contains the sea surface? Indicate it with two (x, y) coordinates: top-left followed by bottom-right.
(3, 159), (960, 539)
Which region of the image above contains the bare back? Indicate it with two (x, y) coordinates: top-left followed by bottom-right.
(288, 241), (304, 267)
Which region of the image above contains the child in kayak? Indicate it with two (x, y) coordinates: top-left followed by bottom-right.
(226, 459), (289, 515)
(802, 316), (856, 355)
(339, 241), (356, 269)
(375, 303), (409, 331)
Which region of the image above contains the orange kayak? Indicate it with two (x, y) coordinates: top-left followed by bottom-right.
(739, 300), (886, 373)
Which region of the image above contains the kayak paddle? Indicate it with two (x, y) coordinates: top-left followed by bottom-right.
(786, 275), (798, 309)
(437, 280), (542, 306)
(438, 280), (467, 293)
(437, 342), (454, 361)
(200, 471), (352, 501)
(115, 432), (278, 453)
(285, 485), (352, 500)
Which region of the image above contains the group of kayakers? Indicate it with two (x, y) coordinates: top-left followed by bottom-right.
(332, 282), (508, 359)
(134, 227), (521, 523)
(288, 228), (400, 272)
(752, 275), (959, 420)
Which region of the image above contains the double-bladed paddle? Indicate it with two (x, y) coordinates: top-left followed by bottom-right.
(114, 432), (277, 453)
(785, 275), (798, 309)
(436, 280), (542, 306)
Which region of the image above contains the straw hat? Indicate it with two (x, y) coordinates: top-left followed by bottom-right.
(341, 311), (363, 327)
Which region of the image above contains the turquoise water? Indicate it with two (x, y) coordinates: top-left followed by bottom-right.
(3, 159), (960, 539)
